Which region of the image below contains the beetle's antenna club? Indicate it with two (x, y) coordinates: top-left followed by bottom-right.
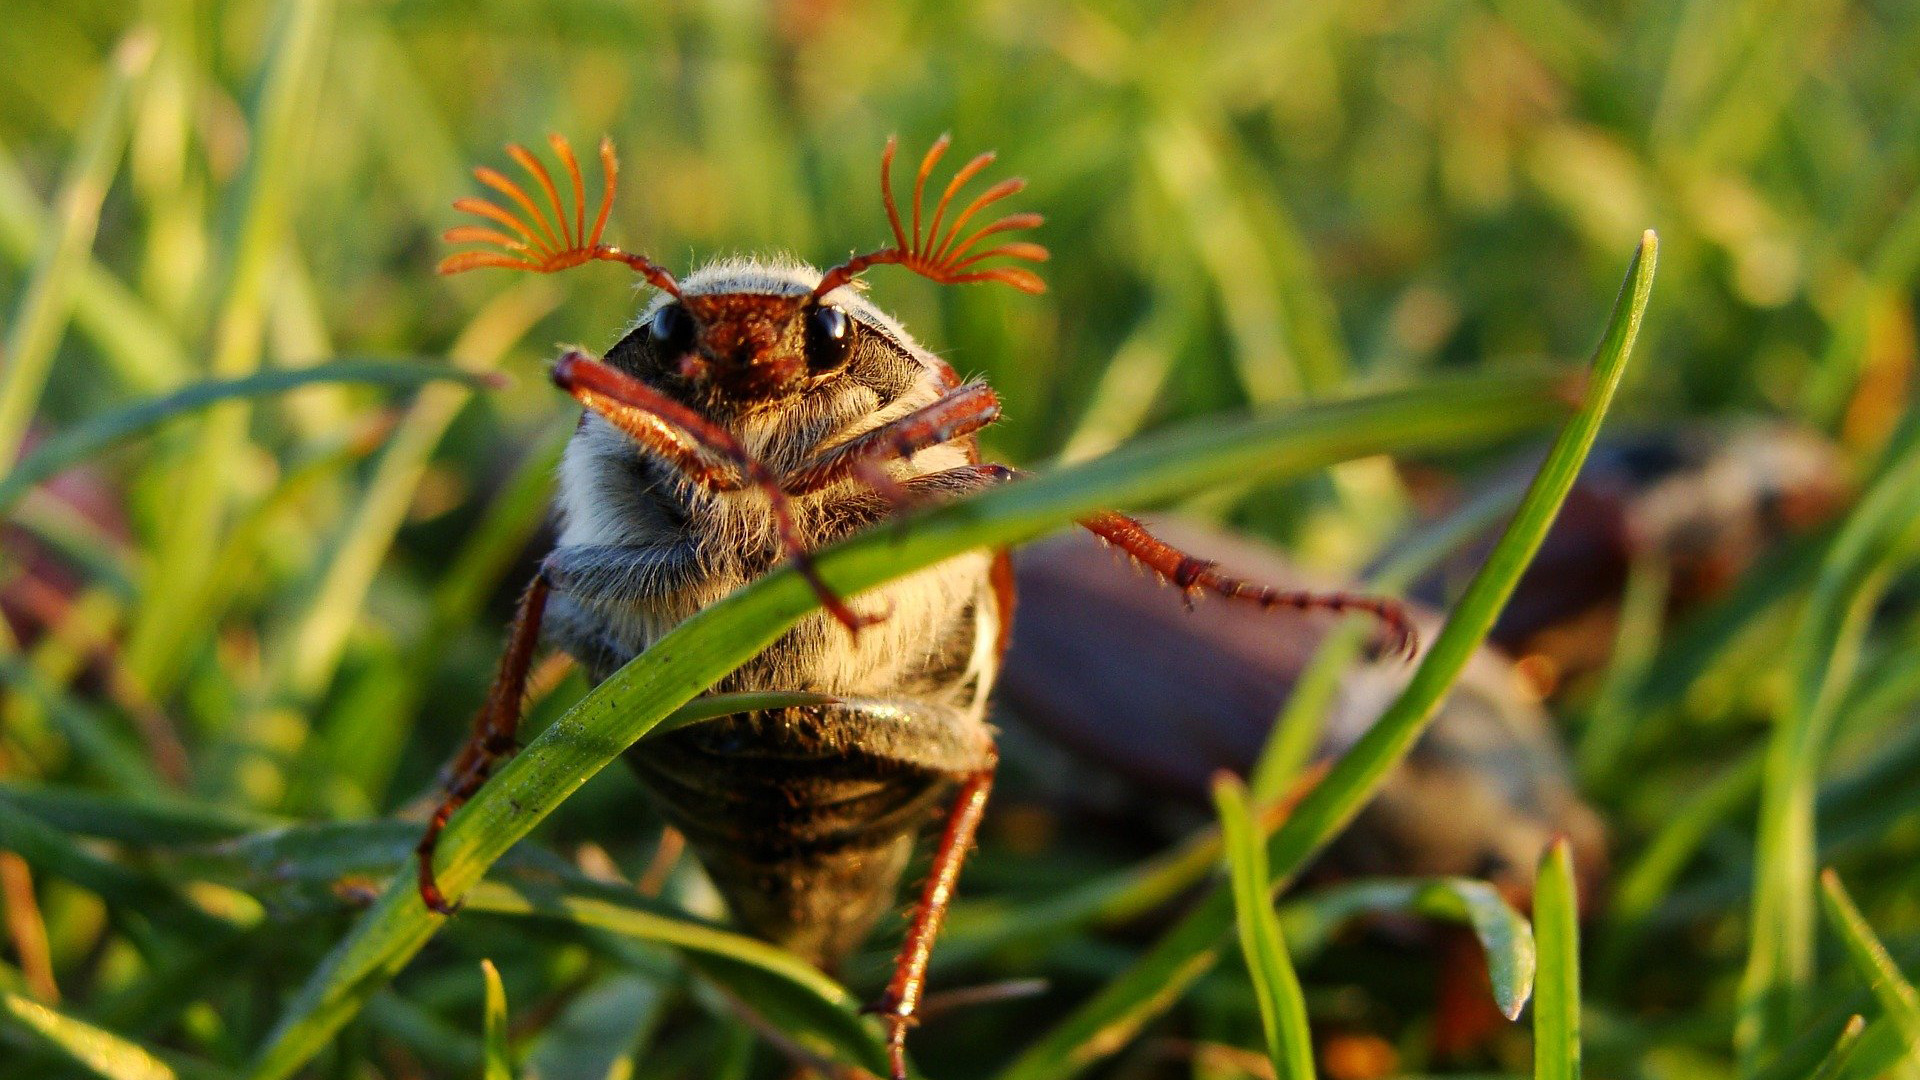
(438, 134), (681, 297)
(810, 134), (1049, 300)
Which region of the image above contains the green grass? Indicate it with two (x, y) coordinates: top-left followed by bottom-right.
(4, 3), (1920, 1079)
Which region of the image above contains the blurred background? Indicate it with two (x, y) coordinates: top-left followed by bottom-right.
(3, 0), (1920, 1078)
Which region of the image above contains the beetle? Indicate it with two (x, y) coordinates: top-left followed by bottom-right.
(413, 132), (1415, 1078)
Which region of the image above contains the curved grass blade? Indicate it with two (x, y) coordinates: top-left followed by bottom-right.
(245, 364), (1572, 1080)
(480, 960), (513, 1080)
(0, 361), (500, 514)
(1277, 878), (1535, 1019)
(1818, 870), (1920, 1066)
(996, 231), (1656, 1080)
(1214, 775), (1316, 1080)
(1533, 839), (1581, 1080)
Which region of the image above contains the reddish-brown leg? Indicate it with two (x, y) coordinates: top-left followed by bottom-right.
(552, 351), (882, 633)
(1080, 511), (1419, 658)
(892, 464), (1419, 657)
(781, 382), (1002, 495)
(868, 752), (998, 1080)
(416, 573), (551, 914)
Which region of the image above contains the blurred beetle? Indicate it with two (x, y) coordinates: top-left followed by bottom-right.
(998, 519), (1608, 897)
(1407, 421), (1852, 695)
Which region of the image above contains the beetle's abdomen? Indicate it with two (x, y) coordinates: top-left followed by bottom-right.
(626, 703), (989, 969)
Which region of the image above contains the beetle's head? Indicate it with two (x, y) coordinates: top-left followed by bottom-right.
(631, 289), (854, 405)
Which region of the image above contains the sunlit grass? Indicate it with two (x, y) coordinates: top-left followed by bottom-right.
(3, 2), (1920, 1079)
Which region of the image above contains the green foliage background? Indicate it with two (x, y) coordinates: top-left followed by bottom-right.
(1, 1), (1918, 1079)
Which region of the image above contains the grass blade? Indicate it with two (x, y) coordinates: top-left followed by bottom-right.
(1533, 838), (1582, 1080)
(0, 32), (151, 467)
(480, 959), (512, 1080)
(1817, 870), (1920, 1067)
(245, 365), (1571, 1080)
(1277, 878), (1535, 1019)
(1807, 1017), (1866, 1080)
(264, 284), (555, 706)
(0, 361), (499, 514)
(125, 0), (337, 698)
(996, 230), (1656, 1080)
(0, 139), (192, 392)
(2, 991), (236, 1080)
(1214, 774), (1316, 1080)
(1737, 419), (1920, 1068)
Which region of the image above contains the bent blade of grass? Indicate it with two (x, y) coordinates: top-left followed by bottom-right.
(1533, 839), (1581, 1080)
(996, 231), (1655, 1080)
(0, 362), (499, 515)
(245, 365), (1572, 1080)
(1737, 423), (1920, 1069)
(1277, 878), (1535, 1018)
(1818, 870), (1920, 1068)
(0, 31), (151, 469)
(1215, 775), (1316, 1080)
(480, 960), (512, 1080)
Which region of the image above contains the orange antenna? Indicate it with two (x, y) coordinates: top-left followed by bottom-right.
(811, 134), (1048, 300)
(439, 134), (680, 297)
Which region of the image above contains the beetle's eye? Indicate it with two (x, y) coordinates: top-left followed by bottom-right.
(805, 304), (855, 372)
(647, 303), (696, 357)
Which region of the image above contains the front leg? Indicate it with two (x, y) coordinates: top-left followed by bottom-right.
(553, 351), (881, 633)
(782, 382), (1002, 497)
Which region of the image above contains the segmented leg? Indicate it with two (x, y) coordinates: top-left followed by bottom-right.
(416, 572), (551, 914)
(1081, 511), (1417, 657)
(867, 751), (998, 1080)
(552, 351), (882, 633)
(781, 382), (1002, 495)
(888, 464), (1418, 657)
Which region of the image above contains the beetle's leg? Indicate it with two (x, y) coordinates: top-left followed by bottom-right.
(552, 350), (881, 633)
(1080, 511), (1418, 657)
(868, 749), (997, 1080)
(892, 463), (1419, 657)
(416, 571), (551, 914)
(781, 382), (1002, 496)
